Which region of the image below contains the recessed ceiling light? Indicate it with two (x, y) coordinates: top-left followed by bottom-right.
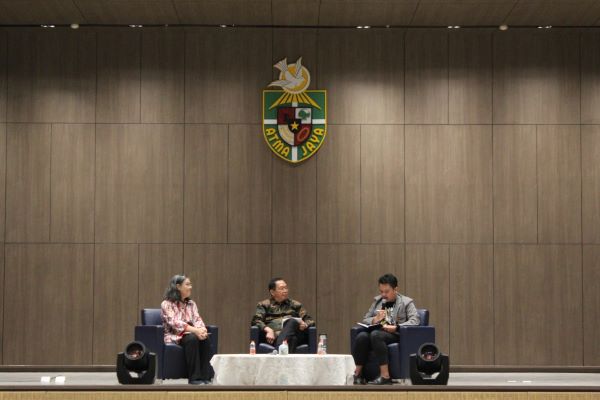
(70, 23), (79, 29)
(545, 25), (552, 29)
(219, 24), (227, 28)
(364, 25), (371, 29)
(499, 24), (508, 31)
(128, 24), (143, 28)
(356, 26), (363, 29)
(41, 24), (56, 28)
(454, 25), (460, 28)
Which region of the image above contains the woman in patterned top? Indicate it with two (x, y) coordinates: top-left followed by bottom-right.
(161, 275), (213, 385)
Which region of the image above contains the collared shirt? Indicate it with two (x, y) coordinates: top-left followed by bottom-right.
(251, 297), (315, 333)
(161, 299), (206, 344)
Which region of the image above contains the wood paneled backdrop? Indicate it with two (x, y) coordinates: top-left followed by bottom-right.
(0, 27), (598, 367)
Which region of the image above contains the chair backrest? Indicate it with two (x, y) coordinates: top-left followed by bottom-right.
(417, 309), (429, 326)
(141, 308), (162, 325)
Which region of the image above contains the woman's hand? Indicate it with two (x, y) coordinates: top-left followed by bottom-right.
(196, 326), (208, 340)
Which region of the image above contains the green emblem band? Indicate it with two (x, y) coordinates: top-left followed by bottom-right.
(262, 90), (327, 164)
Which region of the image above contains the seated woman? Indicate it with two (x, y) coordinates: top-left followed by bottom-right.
(161, 275), (213, 384)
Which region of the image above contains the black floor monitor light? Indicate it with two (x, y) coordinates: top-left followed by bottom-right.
(409, 342), (449, 385)
(116, 341), (157, 384)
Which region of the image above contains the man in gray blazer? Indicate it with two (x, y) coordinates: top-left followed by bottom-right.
(352, 273), (420, 385)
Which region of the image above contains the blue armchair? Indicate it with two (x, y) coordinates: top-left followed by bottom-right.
(134, 308), (218, 380)
(250, 325), (318, 354)
(350, 309), (435, 380)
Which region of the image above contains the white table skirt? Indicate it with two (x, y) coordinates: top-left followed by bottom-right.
(210, 354), (355, 385)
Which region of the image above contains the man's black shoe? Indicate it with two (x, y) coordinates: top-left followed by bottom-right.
(353, 374), (366, 385)
(367, 376), (393, 385)
(188, 379), (208, 385)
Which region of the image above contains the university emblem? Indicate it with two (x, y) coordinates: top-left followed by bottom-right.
(263, 57), (327, 163)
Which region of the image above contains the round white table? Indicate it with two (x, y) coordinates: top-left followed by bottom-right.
(210, 354), (355, 385)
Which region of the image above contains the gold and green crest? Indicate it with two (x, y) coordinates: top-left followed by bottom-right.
(262, 57), (327, 164)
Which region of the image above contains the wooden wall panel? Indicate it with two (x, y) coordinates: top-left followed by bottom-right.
(270, 29), (318, 244)
(141, 30), (184, 123)
(449, 245), (494, 365)
(174, 0), (272, 25)
(272, 157), (317, 244)
(184, 244), (271, 353)
(405, 125), (493, 243)
(96, 31), (141, 123)
(139, 244), (183, 310)
(582, 126), (600, 243)
(0, 1), (84, 25)
(318, 29), (404, 124)
(4, 244), (93, 364)
(7, 31), (96, 123)
(405, 245), (449, 353)
(582, 32), (600, 124)
(405, 30), (448, 124)
(184, 124), (228, 243)
(0, 124), (5, 242)
(74, 0), (180, 24)
(6, 123), (51, 242)
(95, 124), (183, 243)
(272, 244), (317, 322)
(494, 245), (583, 365)
(505, 0), (600, 26)
(411, 1), (515, 26)
(493, 31), (580, 124)
(0, 31), (6, 122)
(318, 0), (417, 26)
(50, 124), (95, 243)
(272, 29), (317, 79)
(361, 125), (404, 244)
(449, 30), (492, 124)
(228, 125), (272, 243)
(272, 0), (319, 26)
(537, 125), (581, 243)
(185, 28), (271, 123)
(93, 244), (138, 364)
(317, 244), (405, 354)
(493, 125), (538, 243)
(583, 245), (600, 365)
(316, 125), (360, 243)
(0, 244), (4, 363)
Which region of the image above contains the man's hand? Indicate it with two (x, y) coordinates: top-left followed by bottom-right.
(299, 321), (308, 331)
(382, 324), (397, 333)
(264, 327), (276, 344)
(372, 309), (386, 324)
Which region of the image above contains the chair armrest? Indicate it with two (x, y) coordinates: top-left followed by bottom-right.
(206, 325), (218, 355)
(307, 326), (317, 353)
(250, 325), (260, 344)
(397, 325), (436, 342)
(350, 325), (368, 348)
(134, 325), (164, 359)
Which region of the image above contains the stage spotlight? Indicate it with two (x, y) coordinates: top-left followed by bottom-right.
(409, 342), (449, 385)
(116, 341), (157, 384)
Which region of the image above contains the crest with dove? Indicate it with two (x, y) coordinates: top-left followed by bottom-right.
(262, 57), (327, 164)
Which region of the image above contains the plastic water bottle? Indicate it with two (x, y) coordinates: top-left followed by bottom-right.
(279, 340), (289, 355)
(249, 340), (256, 355)
(318, 334), (327, 355)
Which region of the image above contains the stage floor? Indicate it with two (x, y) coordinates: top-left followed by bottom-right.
(0, 372), (599, 388)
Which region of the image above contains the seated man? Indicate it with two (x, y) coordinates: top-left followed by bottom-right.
(251, 277), (315, 353)
(352, 273), (420, 385)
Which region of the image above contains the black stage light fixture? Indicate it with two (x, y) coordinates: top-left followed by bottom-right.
(116, 341), (157, 384)
(409, 342), (449, 385)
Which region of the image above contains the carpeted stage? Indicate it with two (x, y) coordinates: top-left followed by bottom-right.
(0, 372), (599, 399)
